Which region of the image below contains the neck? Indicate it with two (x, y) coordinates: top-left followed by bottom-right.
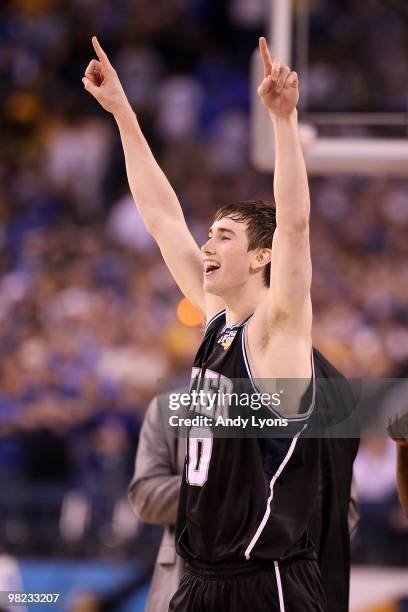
(222, 283), (268, 327)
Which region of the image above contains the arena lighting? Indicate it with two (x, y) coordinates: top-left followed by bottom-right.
(251, 0), (408, 176)
(176, 298), (204, 327)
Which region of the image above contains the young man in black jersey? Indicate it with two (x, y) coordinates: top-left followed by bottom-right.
(83, 37), (357, 611)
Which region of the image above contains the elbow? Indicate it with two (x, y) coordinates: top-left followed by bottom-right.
(294, 216), (309, 234)
(144, 216), (174, 240)
(288, 217), (309, 234)
(128, 482), (167, 524)
(278, 215), (310, 237)
(144, 218), (160, 238)
(127, 483), (152, 523)
(134, 506), (155, 524)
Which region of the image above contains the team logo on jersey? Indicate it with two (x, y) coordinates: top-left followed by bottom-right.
(217, 328), (238, 351)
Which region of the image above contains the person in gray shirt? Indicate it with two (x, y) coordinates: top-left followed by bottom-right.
(128, 397), (186, 612)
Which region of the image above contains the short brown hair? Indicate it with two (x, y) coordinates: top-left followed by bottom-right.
(214, 199), (276, 287)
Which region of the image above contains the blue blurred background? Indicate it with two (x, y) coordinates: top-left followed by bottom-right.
(0, 0), (407, 610)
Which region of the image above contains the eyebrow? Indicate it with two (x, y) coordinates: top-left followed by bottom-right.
(208, 227), (236, 236)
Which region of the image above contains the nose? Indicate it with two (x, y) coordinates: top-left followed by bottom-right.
(201, 237), (215, 255)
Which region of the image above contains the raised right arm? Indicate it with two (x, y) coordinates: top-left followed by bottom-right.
(114, 104), (209, 313)
(82, 37), (223, 320)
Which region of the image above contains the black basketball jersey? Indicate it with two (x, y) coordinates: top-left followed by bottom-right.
(307, 349), (360, 612)
(309, 437), (358, 612)
(175, 309), (322, 564)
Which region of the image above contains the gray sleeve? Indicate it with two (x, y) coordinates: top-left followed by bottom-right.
(128, 397), (182, 526)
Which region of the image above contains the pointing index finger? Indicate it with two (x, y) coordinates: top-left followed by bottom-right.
(92, 36), (110, 66)
(259, 36), (272, 77)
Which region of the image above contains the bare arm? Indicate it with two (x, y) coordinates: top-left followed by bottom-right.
(257, 38), (312, 329)
(245, 38), (312, 409)
(82, 37), (223, 320)
(128, 397), (181, 525)
(113, 106), (211, 313)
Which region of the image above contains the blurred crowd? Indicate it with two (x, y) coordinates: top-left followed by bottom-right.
(0, 0), (407, 560)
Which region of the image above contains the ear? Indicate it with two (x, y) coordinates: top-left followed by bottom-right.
(251, 248), (271, 272)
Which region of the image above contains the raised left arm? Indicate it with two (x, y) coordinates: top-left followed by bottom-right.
(258, 38), (312, 329)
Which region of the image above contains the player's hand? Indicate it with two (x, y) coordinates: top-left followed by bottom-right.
(257, 37), (299, 118)
(82, 37), (130, 116)
(387, 412), (408, 446)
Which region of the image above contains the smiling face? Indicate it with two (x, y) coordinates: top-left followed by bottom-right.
(201, 216), (270, 297)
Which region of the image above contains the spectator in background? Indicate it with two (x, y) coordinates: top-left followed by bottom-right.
(44, 116), (113, 219)
(353, 436), (404, 564)
(0, 554), (26, 612)
(388, 412), (408, 517)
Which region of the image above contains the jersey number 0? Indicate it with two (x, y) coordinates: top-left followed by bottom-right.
(186, 368), (233, 486)
(187, 427), (213, 486)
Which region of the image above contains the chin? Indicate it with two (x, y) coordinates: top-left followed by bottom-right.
(203, 277), (223, 296)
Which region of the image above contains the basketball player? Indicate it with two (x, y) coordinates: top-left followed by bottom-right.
(387, 411), (408, 516)
(128, 393), (358, 612)
(83, 37), (358, 610)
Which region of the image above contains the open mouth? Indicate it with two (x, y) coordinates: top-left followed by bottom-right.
(204, 261), (221, 276)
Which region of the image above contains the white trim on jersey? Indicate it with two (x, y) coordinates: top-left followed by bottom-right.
(204, 309), (226, 335)
(241, 324), (281, 419)
(218, 312), (253, 337)
(274, 561), (286, 612)
(241, 322), (316, 422)
(244, 425), (306, 560)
